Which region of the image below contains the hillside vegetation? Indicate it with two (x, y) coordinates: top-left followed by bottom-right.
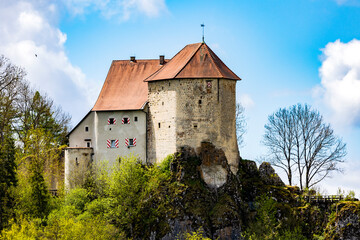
(1, 145), (359, 239)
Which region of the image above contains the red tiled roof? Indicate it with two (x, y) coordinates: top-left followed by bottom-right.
(92, 59), (164, 111)
(145, 42), (241, 81)
(92, 42), (240, 111)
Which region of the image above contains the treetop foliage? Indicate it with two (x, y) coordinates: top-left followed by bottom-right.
(0, 55), (70, 231)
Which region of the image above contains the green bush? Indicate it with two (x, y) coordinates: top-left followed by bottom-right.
(64, 188), (90, 212)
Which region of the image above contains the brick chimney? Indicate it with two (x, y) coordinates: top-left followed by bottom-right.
(159, 55), (165, 65)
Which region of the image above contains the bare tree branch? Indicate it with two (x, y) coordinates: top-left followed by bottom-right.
(263, 103), (346, 190)
(236, 103), (247, 148)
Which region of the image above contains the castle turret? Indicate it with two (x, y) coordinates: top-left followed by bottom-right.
(145, 42), (241, 173)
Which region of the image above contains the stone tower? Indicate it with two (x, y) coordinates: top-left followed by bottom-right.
(146, 42), (241, 173)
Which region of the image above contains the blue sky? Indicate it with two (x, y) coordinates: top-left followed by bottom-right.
(1, 0), (360, 196)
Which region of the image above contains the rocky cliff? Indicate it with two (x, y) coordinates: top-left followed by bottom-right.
(154, 142), (360, 240)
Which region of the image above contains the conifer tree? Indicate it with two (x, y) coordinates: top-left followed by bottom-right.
(0, 135), (17, 230)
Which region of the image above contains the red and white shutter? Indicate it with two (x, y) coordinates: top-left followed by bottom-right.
(133, 138), (136, 146)
(122, 117), (130, 124)
(106, 139), (111, 148)
(107, 118), (116, 125)
(115, 139), (119, 148)
(125, 138), (129, 146)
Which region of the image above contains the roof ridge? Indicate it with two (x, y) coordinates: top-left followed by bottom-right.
(203, 43), (223, 78)
(144, 42), (202, 81)
(206, 44), (241, 80)
(173, 43), (203, 79)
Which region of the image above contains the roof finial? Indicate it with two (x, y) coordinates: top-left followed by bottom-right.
(201, 23), (205, 43)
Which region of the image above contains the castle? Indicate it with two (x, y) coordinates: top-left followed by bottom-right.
(65, 42), (241, 187)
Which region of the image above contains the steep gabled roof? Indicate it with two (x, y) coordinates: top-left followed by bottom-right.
(92, 59), (164, 111)
(145, 42), (241, 82)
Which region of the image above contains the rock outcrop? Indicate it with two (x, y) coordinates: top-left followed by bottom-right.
(324, 202), (360, 240)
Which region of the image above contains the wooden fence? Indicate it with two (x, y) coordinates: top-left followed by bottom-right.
(303, 195), (344, 203)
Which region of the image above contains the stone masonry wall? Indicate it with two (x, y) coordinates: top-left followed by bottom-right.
(148, 78), (239, 173)
(147, 80), (177, 163)
(64, 148), (93, 189)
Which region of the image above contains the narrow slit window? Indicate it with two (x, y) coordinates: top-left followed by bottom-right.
(85, 126), (89, 132)
(134, 116), (138, 122)
(87, 142), (91, 148)
(158, 123), (161, 128)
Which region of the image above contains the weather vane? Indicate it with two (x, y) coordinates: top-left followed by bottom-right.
(201, 23), (205, 43)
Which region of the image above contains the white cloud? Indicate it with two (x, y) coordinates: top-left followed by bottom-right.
(62, 0), (167, 20)
(316, 39), (360, 127)
(239, 94), (255, 109)
(0, 1), (98, 125)
(334, 0), (360, 6)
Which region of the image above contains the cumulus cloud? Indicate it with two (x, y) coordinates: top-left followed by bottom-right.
(239, 94), (255, 109)
(0, 0), (98, 124)
(62, 0), (167, 20)
(316, 39), (360, 127)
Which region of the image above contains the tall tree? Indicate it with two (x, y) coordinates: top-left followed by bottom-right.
(263, 104), (347, 190)
(0, 55), (26, 142)
(236, 103), (247, 148)
(16, 128), (64, 219)
(263, 108), (295, 185)
(15, 89), (70, 146)
(0, 135), (17, 230)
(0, 55), (25, 229)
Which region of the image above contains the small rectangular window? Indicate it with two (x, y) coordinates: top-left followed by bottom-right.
(126, 138), (136, 147)
(158, 123), (161, 128)
(85, 126), (89, 132)
(87, 142), (91, 148)
(108, 118), (115, 125)
(134, 116), (138, 122)
(107, 139), (118, 148)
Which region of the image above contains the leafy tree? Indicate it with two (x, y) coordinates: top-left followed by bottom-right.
(0, 55), (26, 143)
(263, 104), (346, 189)
(244, 195), (306, 240)
(0, 136), (17, 230)
(15, 89), (70, 146)
(16, 128), (63, 219)
(107, 155), (147, 235)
